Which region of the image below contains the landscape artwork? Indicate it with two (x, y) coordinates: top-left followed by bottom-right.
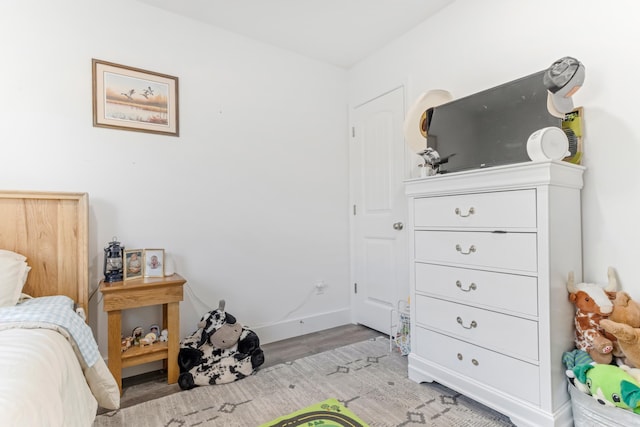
(92, 59), (179, 136)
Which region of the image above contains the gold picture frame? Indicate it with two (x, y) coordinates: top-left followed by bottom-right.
(92, 59), (179, 136)
(143, 248), (165, 278)
(123, 249), (143, 281)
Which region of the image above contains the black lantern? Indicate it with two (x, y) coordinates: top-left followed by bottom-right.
(103, 237), (124, 282)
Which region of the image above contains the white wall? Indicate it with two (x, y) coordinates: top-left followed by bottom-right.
(349, 0), (640, 298)
(4, 0), (639, 375)
(0, 0), (350, 367)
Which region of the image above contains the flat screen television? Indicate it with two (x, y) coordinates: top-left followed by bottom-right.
(426, 70), (561, 174)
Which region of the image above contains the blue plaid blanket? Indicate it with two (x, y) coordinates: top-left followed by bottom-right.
(0, 295), (100, 367)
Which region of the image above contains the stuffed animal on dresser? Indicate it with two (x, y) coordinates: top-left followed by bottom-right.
(177, 300), (264, 390)
(567, 268), (617, 364)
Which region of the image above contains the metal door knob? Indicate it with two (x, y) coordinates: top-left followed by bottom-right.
(393, 222), (404, 230)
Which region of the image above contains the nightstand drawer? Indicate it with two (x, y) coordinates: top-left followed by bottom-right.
(414, 327), (540, 405)
(415, 263), (538, 316)
(414, 190), (536, 229)
(415, 295), (539, 361)
(415, 230), (537, 273)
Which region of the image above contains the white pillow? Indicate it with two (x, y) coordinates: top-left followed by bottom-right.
(0, 249), (27, 262)
(0, 251), (30, 307)
(0, 249), (30, 287)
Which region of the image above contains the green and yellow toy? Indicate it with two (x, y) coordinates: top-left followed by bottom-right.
(573, 363), (640, 414)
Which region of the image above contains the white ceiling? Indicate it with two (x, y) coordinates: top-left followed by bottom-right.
(135, 0), (454, 68)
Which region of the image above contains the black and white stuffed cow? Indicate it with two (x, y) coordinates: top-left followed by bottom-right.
(177, 300), (264, 390)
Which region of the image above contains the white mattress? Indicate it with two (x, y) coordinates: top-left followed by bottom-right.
(0, 328), (98, 426)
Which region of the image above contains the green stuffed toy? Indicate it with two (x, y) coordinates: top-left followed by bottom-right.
(573, 363), (640, 414)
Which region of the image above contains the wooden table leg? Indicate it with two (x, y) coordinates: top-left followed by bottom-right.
(162, 303), (168, 372)
(107, 309), (123, 394)
(166, 301), (180, 384)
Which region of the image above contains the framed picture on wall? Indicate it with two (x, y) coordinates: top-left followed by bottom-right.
(143, 248), (165, 278)
(123, 249), (144, 281)
(92, 59), (179, 136)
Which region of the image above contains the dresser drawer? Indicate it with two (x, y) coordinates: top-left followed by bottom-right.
(415, 264), (538, 317)
(414, 327), (540, 405)
(414, 190), (536, 229)
(415, 230), (537, 273)
(415, 295), (539, 361)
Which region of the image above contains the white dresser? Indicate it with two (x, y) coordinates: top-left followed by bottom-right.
(405, 161), (585, 427)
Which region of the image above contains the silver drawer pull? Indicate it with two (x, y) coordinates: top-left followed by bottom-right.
(457, 316), (477, 329)
(455, 207), (475, 217)
(472, 359), (479, 366)
(455, 244), (476, 255)
(456, 280), (477, 292)
(457, 353), (463, 361)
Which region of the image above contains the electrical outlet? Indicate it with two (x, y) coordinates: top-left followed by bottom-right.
(315, 280), (327, 295)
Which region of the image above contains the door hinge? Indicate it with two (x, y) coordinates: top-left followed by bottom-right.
(354, 283), (358, 294)
(353, 204), (357, 215)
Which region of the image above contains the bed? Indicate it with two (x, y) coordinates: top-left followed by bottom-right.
(0, 190), (120, 426)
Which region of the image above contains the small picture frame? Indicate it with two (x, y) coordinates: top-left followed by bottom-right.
(123, 249), (143, 281)
(143, 248), (165, 277)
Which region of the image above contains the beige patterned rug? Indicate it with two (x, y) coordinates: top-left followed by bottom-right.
(94, 336), (514, 426)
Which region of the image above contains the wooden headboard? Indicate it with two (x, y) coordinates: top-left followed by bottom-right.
(0, 191), (89, 315)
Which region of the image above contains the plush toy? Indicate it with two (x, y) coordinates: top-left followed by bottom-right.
(567, 269), (617, 364)
(588, 268), (640, 362)
(600, 319), (640, 369)
(620, 364), (640, 383)
(607, 287), (640, 362)
(177, 300), (264, 390)
(563, 348), (594, 371)
(610, 291), (640, 328)
(563, 348), (595, 393)
(572, 363), (640, 413)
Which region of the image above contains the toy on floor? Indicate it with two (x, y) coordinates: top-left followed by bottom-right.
(177, 300), (264, 389)
(567, 268), (617, 364)
(572, 363), (640, 414)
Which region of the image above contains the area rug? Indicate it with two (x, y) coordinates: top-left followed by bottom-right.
(93, 336), (514, 427)
(259, 398), (367, 426)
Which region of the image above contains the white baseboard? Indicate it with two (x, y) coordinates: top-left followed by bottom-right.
(252, 308), (352, 345)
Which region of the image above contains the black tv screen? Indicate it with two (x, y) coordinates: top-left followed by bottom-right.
(426, 70), (561, 174)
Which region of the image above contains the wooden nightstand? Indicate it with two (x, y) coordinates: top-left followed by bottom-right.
(100, 274), (186, 393)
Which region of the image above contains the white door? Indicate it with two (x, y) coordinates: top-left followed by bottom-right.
(350, 87), (409, 334)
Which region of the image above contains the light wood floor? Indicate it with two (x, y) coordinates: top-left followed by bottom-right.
(105, 324), (382, 413)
